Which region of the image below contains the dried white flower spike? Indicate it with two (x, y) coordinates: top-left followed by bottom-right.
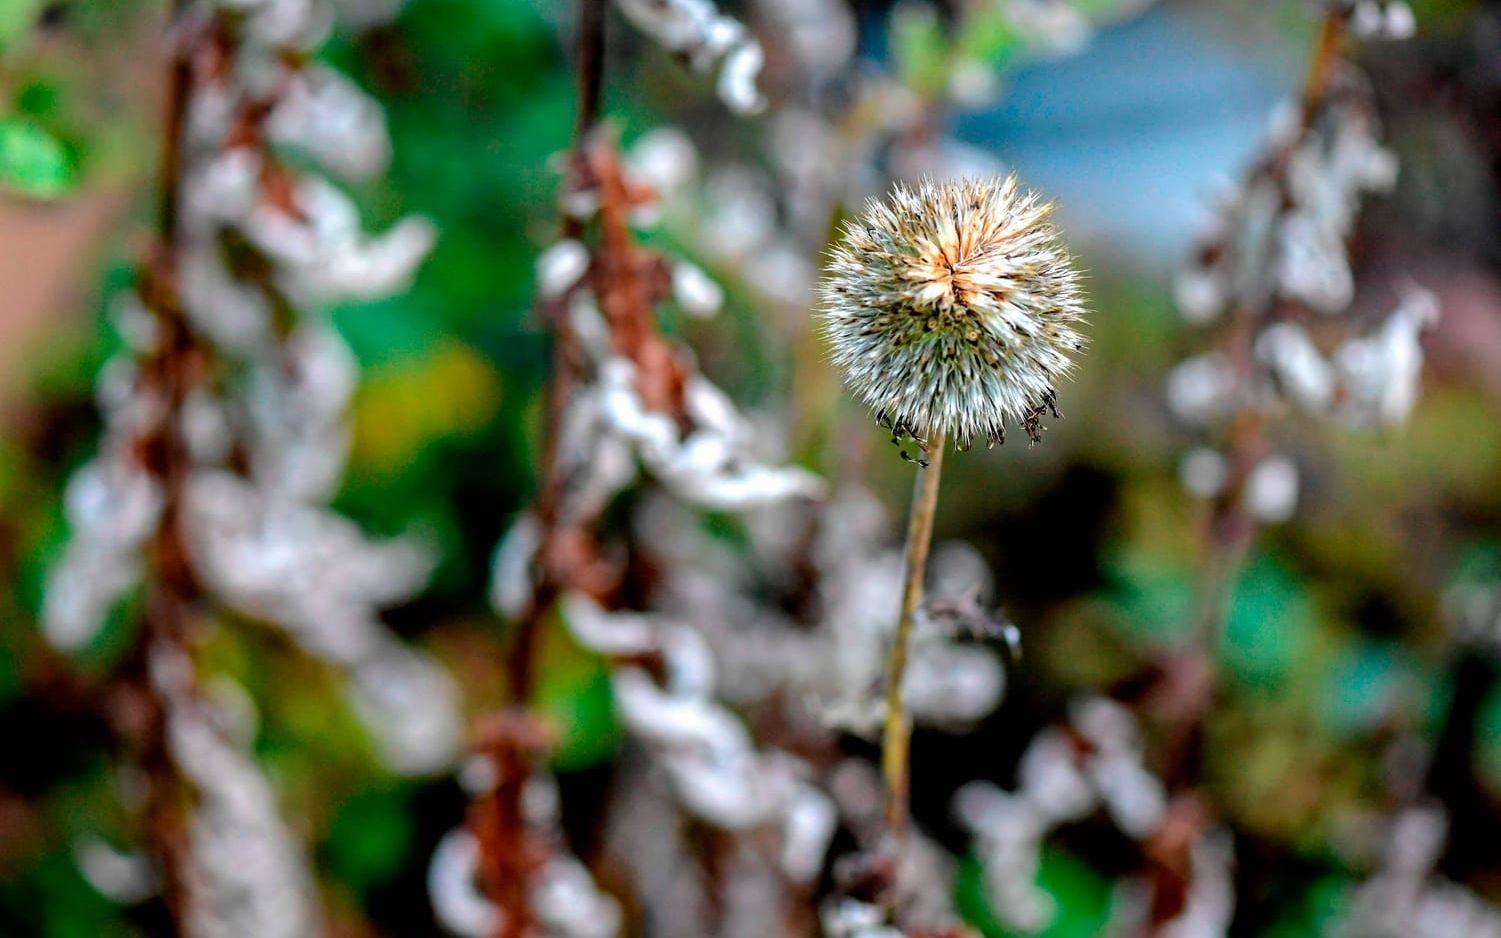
(819, 176), (1087, 448)
(613, 0), (766, 114)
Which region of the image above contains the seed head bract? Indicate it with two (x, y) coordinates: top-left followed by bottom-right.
(819, 176), (1087, 448)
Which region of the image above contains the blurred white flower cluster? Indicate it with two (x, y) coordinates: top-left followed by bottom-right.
(1254, 286), (1439, 427)
(1333, 805), (1501, 938)
(954, 697), (1173, 932)
(562, 594), (837, 883)
(76, 649), (325, 938)
(185, 468), (459, 774)
(472, 137), (840, 933)
(1166, 6), (1434, 519)
(1343, 0), (1417, 40)
(430, 770), (623, 938)
(45, 0), (456, 929)
(632, 487), (1011, 741)
(42, 370), (166, 652)
(954, 698), (1236, 937)
(512, 181), (822, 520)
(75, 0), (454, 773)
(151, 644), (323, 938)
(611, 456), (1014, 938)
(1169, 284), (1438, 449)
(1174, 79), (1398, 324)
(613, 0), (766, 113)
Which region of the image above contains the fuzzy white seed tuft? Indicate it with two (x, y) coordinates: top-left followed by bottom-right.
(818, 176), (1087, 448)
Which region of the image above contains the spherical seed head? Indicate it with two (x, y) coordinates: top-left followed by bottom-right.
(819, 176), (1087, 448)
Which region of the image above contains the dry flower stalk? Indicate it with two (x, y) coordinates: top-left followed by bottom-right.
(880, 428), (945, 838)
(821, 178), (1087, 884)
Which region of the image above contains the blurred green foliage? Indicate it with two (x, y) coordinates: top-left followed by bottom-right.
(0, 116), (75, 198)
(955, 848), (1113, 938)
(0, 0), (47, 49)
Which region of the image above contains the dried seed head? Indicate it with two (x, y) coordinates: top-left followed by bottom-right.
(819, 176), (1087, 448)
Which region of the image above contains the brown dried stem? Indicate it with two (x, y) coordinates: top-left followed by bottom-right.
(882, 428), (946, 843)
(123, 4), (205, 928)
(476, 4), (619, 935)
(470, 714), (556, 938)
(505, 0), (620, 709)
(482, 137), (682, 938)
(132, 259), (201, 935)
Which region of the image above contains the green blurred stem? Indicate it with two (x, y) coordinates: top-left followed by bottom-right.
(882, 428), (945, 840)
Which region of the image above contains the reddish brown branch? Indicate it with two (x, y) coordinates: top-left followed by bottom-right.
(479, 4), (741, 929)
(470, 714), (556, 938)
(484, 134), (687, 938)
(111, 5), (213, 926)
(130, 255), (205, 933)
(1301, 9), (1348, 127)
(584, 139), (685, 415)
(478, 5), (617, 934)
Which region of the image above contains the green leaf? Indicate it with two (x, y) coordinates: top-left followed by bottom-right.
(539, 606), (621, 772)
(891, 4), (953, 97)
(958, 11), (1023, 66)
(0, 0), (46, 49)
(324, 785), (416, 896)
(956, 847), (1113, 938)
(1319, 639), (1430, 739)
(1261, 873), (1353, 938)
(0, 849), (125, 938)
(1475, 683), (1501, 796)
(543, 664), (619, 773)
(1222, 553), (1315, 690)
(1101, 546), (1195, 643)
(0, 117), (76, 199)
(16, 78), (64, 119)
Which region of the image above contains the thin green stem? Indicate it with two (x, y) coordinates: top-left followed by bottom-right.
(882, 428), (946, 839)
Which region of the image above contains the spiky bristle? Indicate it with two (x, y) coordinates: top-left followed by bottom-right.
(818, 176), (1088, 449)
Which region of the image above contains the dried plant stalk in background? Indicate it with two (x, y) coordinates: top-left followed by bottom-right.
(436, 2), (839, 935)
(40, 0), (453, 932)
